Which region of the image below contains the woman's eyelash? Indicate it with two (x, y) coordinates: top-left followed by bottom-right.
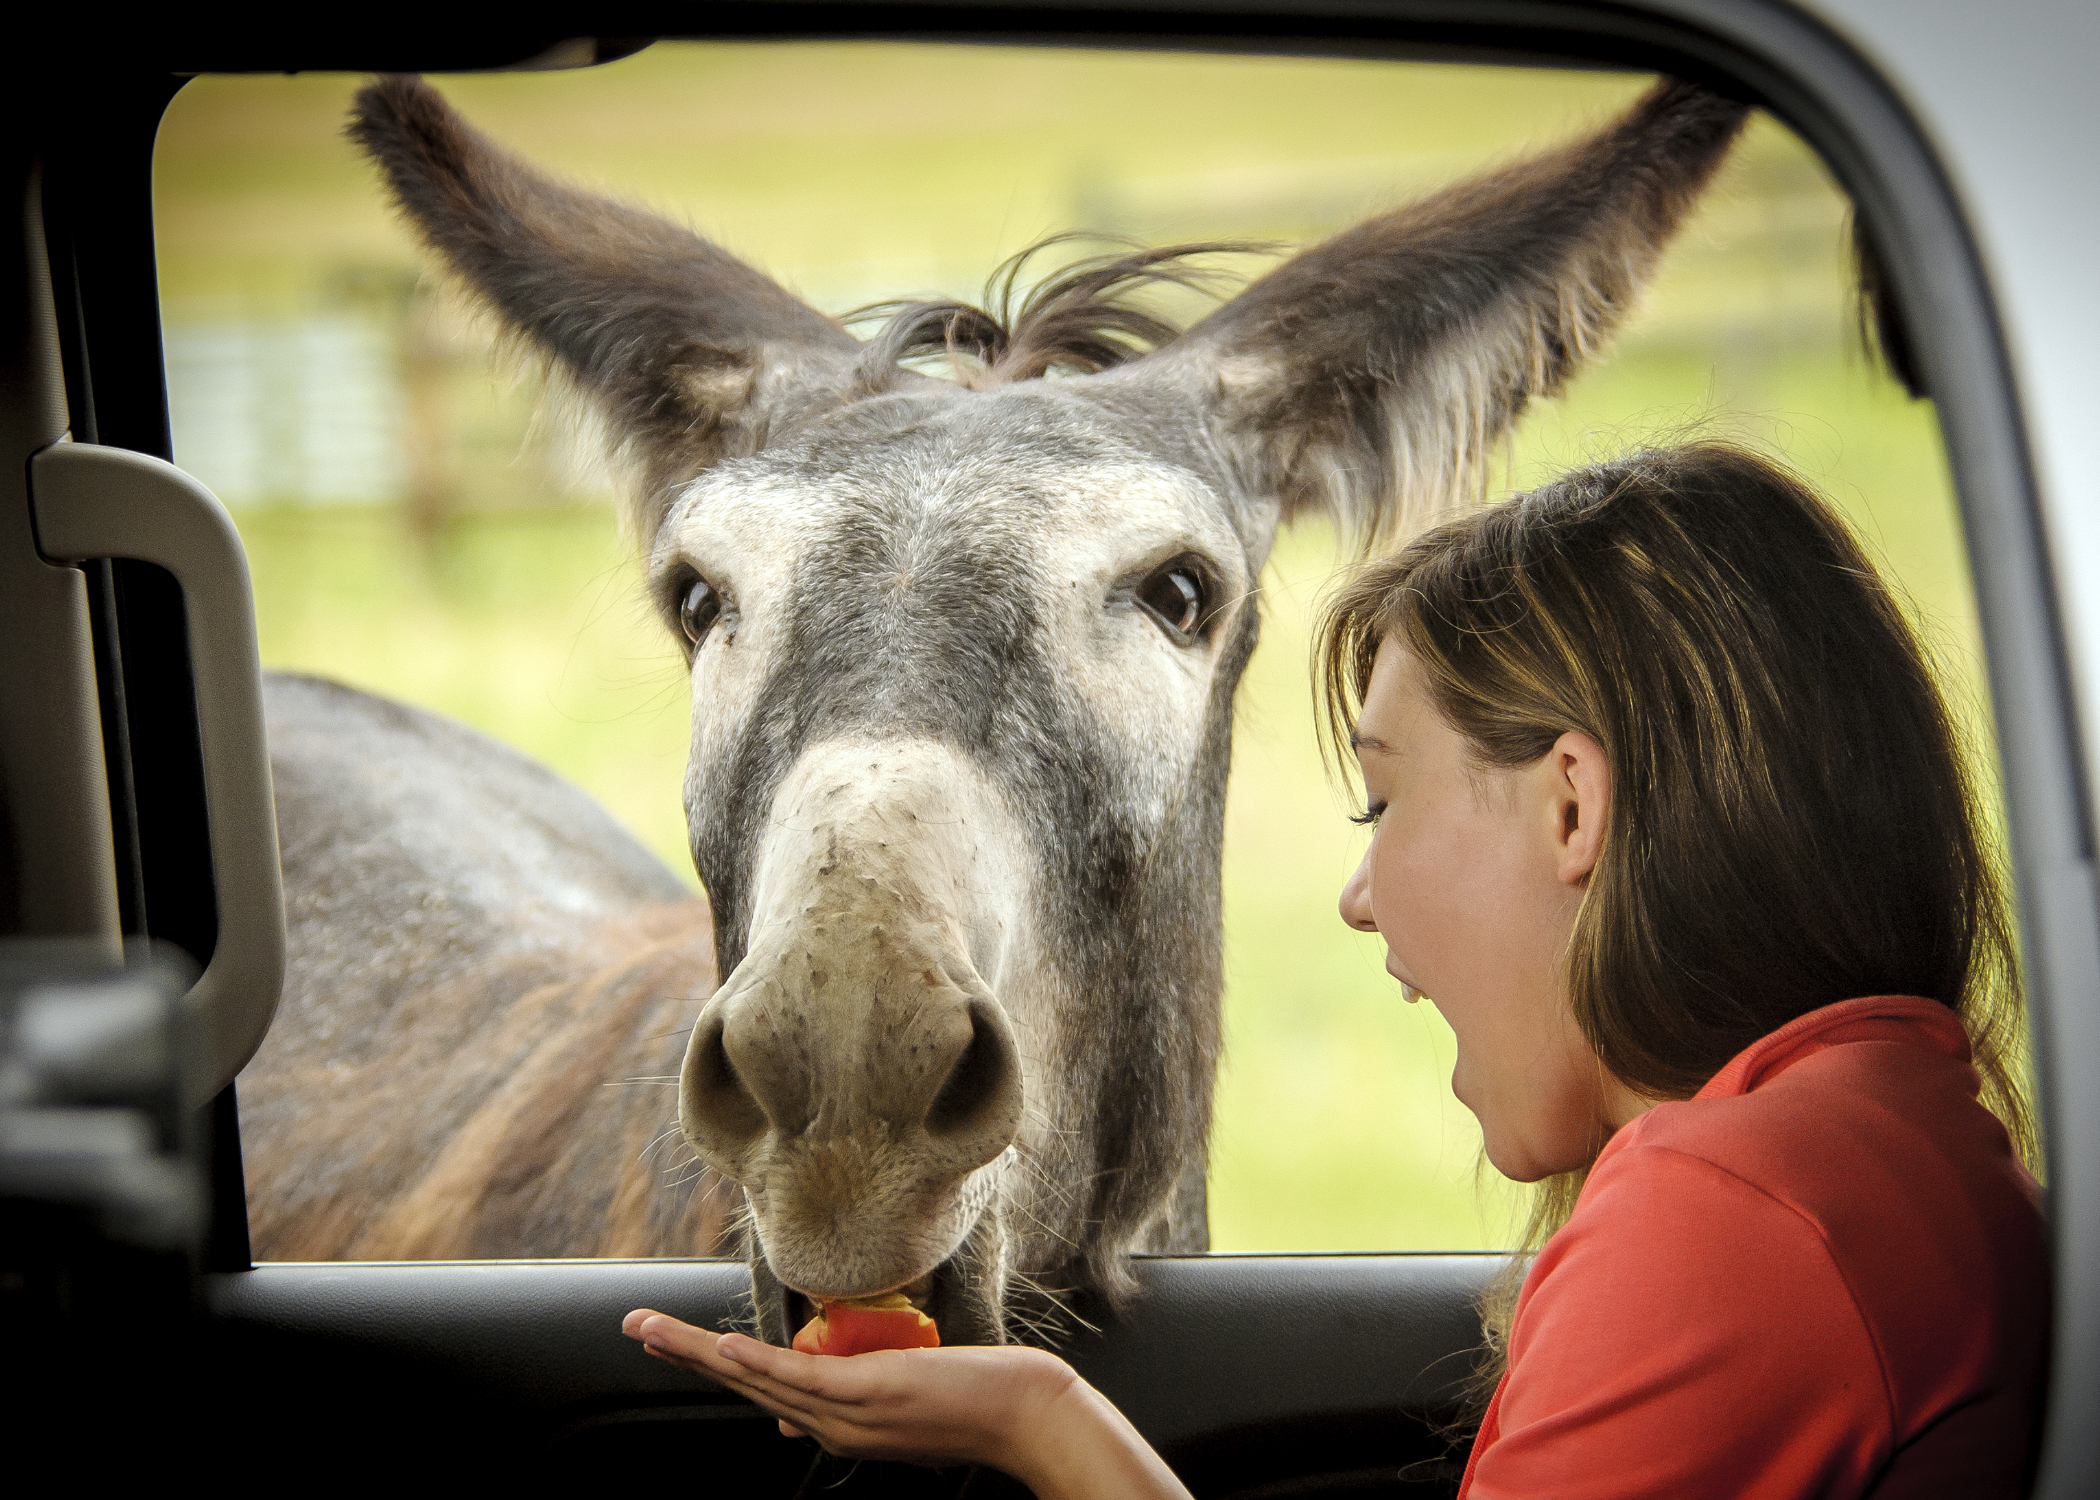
(1350, 801), (1386, 827)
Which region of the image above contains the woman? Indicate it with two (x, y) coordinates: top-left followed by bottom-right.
(624, 444), (2048, 1499)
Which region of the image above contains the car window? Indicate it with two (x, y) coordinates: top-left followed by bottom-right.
(152, 40), (1998, 1256)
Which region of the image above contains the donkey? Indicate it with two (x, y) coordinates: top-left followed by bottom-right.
(242, 670), (738, 1261)
(240, 73), (1747, 1345)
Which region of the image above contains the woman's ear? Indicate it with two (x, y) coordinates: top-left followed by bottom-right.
(1549, 730), (1612, 886)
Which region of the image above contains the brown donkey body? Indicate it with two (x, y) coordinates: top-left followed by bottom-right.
(243, 672), (734, 1261)
(242, 76), (1748, 1344)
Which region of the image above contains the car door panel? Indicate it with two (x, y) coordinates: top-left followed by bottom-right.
(206, 1253), (1494, 1495)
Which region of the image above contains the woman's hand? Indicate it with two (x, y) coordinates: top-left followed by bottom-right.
(622, 1306), (1064, 1466)
(620, 1309), (1192, 1500)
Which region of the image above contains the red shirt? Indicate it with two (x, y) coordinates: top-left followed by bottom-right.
(1458, 995), (2047, 1499)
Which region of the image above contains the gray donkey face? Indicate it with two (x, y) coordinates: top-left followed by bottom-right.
(352, 73), (1746, 1343)
(658, 386), (1263, 1329)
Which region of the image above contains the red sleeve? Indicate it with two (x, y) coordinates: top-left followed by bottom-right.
(1463, 1145), (1895, 1500)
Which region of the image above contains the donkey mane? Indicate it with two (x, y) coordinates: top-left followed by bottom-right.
(846, 235), (1266, 390)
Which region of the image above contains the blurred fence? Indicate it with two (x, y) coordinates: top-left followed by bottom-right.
(166, 310), (404, 508)
(165, 274), (598, 529)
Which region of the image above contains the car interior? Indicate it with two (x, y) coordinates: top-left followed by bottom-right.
(4, 7), (2094, 1497)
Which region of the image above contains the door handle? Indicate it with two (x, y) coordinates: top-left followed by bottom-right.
(29, 441), (284, 1105)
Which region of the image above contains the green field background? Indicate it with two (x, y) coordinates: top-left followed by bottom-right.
(157, 43), (1987, 1252)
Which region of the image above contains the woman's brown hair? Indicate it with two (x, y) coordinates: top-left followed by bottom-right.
(1316, 443), (2036, 1404)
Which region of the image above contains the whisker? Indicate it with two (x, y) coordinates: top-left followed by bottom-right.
(640, 1125), (686, 1163)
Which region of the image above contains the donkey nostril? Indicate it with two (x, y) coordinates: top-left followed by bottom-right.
(681, 1010), (769, 1156)
(925, 998), (1021, 1148)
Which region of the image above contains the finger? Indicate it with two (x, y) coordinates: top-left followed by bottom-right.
(635, 1322), (879, 1436)
(622, 1307), (669, 1340)
(708, 1370), (834, 1435)
(715, 1332), (873, 1404)
(645, 1342), (836, 1430)
(623, 1307), (713, 1343)
(628, 1323), (841, 1439)
(641, 1343), (713, 1379)
(635, 1312), (725, 1362)
(696, 1359), (840, 1427)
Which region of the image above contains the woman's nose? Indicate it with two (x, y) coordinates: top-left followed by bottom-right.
(1338, 851), (1380, 932)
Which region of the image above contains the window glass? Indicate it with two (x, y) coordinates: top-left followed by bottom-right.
(155, 42), (1988, 1254)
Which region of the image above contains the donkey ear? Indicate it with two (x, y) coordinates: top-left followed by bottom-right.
(349, 75), (861, 545)
(1147, 79), (1749, 544)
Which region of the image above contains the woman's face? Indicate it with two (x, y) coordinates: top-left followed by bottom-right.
(1338, 640), (1645, 1181)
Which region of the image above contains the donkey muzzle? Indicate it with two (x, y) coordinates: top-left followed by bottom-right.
(679, 916), (1024, 1297)
(676, 734), (1033, 1297)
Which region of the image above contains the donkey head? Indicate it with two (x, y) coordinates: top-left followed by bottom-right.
(352, 71), (1745, 1343)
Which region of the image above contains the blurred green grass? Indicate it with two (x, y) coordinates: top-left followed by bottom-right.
(163, 43), (1985, 1252)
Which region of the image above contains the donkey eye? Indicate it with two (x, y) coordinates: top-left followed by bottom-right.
(678, 577), (722, 644)
(1137, 564), (1206, 638)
